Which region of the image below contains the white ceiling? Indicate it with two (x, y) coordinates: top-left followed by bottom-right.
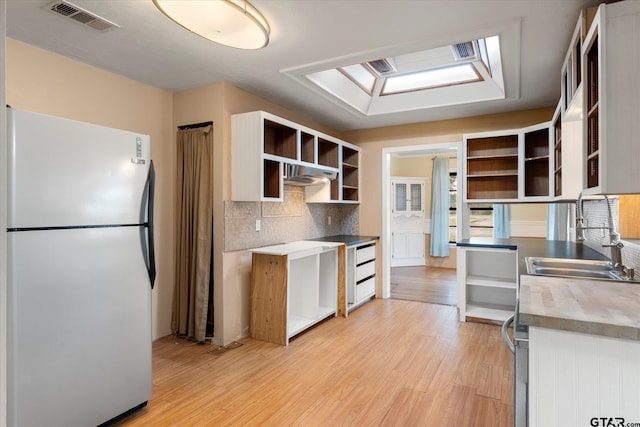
(6, 0), (601, 131)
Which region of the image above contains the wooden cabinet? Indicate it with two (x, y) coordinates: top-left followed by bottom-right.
(345, 241), (376, 313)
(232, 111), (360, 203)
(457, 246), (518, 322)
(463, 125), (552, 202)
(581, 1), (640, 195)
(522, 122), (552, 200)
(561, 12), (585, 114)
(464, 130), (519, 202)
(552, 102), (563, 197)
(250, 242), (342, 345)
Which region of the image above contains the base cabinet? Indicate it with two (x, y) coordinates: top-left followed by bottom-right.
(250, 246), (338, 345)
(457, 246), (518, 322)
(345, 241), (376, 313)
(529, 327), (640, 426)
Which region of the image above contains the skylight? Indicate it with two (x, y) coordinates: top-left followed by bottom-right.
(381, 63), (481, 95)
(283, 35), (507, 118)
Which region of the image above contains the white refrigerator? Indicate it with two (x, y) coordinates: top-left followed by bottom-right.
(7, 108), (155, 426)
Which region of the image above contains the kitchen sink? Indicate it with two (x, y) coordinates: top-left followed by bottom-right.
(525, 257), (634, 281)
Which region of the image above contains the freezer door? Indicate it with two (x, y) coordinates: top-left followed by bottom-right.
(7, 109), (150, 228)
(7, 227), (152, 427)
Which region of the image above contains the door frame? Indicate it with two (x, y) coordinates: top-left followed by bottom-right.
(381, 142), (465, 299)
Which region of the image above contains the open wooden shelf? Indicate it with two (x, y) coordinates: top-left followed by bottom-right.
(554, 112), (562, 197)
(318, 138), (339, 168)
(466, 134), (519, 200)
(263, 159), (281, 199)
(301, 131), (315, 163)
(523, 127), (550, 197)
(586, 36), (599, 189)
(264, 119), (297, 160)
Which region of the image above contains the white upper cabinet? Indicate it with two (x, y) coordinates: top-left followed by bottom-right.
(463, 124), (553, 203)
(231, 111), (360, 203)
(391, 178), (425, 215)
(582, 1), (640, 195)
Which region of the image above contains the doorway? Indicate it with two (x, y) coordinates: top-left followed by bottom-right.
(382, 142), (463, 306)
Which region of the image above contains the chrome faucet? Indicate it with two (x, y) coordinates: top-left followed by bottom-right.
(575, 191), (628, 275)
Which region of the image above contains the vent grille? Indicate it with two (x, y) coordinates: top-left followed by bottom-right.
(48, 1), (119, 31)
(451, 41), (477, 61)
(366, 58), (397, 76)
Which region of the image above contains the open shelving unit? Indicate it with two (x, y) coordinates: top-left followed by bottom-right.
(523, 126), (551, 198)
(457, 247), (518, 323)
(341, 145), (359, 202)
(585, 36), (599, 190)
(553, 104), (562, 197)
(465, 134), (519, 201)
(232, 111), (360, 203)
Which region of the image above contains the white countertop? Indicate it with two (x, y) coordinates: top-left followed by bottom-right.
(249, 240), (343, 259)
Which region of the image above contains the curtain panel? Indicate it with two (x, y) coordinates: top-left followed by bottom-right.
(172, 125), (213, 342)
(493, 204), (511, 238)
(430, 157), (450, 257)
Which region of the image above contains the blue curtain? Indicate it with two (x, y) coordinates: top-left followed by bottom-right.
(547, 203), (569, 240)
(430, 157), (450, 257)
(493, 204), (511, 238)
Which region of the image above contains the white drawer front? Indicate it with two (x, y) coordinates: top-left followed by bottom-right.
(356, 260), (375, 282)
(356, 276), (375, 301)
(356, 244), (376, 264)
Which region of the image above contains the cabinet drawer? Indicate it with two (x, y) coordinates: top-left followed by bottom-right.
(356, 260), (375, 282)
(356, 276), (375, 302)
(356, 244), (376, 264)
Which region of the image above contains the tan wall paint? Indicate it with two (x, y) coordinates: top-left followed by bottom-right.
(6, 38), (175, 340)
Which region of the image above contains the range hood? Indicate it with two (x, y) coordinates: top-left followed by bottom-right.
(283, 164), (336, 186)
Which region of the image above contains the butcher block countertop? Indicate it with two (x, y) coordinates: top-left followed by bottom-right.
(519, 274), (640, 340)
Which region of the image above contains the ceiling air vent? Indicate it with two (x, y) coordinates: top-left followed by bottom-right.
(451, 41), (478, 61)
(47, 0), (119, 31)
(366, 58), (397, 76)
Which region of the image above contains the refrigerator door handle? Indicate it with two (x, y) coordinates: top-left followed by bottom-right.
(146, 160), (156, 289)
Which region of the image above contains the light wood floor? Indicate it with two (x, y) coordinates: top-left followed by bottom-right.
(116, 299), (513, 426)
(390, 266), (457, 306)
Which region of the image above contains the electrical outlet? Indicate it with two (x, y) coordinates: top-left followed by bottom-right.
(255, 219), (261, 231)
(328, 216), (331, 225)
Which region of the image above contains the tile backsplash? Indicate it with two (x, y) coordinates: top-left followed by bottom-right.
(224, 186), (359, 251)
(581, 197), (640, 274)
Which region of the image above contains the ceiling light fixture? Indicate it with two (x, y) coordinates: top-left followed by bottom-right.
(153, 0), (270, 50)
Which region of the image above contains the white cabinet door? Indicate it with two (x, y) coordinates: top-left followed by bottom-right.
(392, 178), (425, 214)
(391, 231), (425, 267)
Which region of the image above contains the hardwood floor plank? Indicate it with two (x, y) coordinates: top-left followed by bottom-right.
(390, 266), (457, 306)
(116, 299), (513, 426)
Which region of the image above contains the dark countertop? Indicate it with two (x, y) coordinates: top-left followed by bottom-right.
(309, 235), (379, 247)
(457, 237), (608, 274)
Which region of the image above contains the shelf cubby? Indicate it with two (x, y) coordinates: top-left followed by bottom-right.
(301, 131), (315, 163)
(318, 138), (339, 168)
(263, 119), (297, 160)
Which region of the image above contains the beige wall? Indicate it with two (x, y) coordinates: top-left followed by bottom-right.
(6, 39), (175, 340)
